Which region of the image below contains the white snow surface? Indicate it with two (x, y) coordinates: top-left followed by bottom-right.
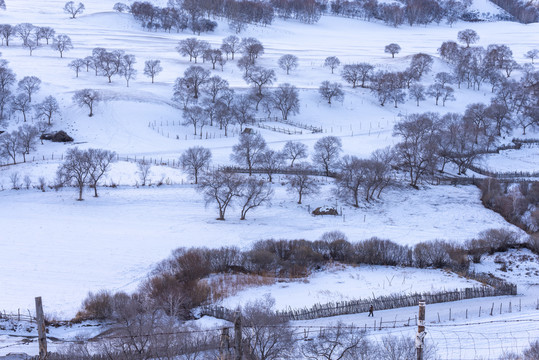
(0, 0), (538, 357)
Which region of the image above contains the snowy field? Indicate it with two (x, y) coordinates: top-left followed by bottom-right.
(0, 0), (538, 357)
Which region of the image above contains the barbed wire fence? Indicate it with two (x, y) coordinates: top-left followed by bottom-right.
(2, 303), (539, 359)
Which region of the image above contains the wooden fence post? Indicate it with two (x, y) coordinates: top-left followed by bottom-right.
(416, 300), (426, 360)
(35, 296), (47, 360)
(234, 312), (242, 360)
(220, 327), (231, 360)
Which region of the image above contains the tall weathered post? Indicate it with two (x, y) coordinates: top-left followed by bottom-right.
(234, 312), (242, 360)
(35, 296), (47, 360)
(220, 327), (232, 360)
(416, 300), (426, 360)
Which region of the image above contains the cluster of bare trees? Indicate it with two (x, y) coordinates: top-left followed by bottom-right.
(0, 60), (61, 127)
(330, 0), (473, 27)
(119, 0), (325, 35)
(436, 32), (538, 135)
(69, 47), (137, 86)
(0, 23), (72, 57)
(0, 124), (40, 165)
(193, 133), (394, 211)
(59, 290), (432, 360)
(490, 0), (539, 23)
(173, 37), (302, 137)
(390, 101), (532, 187)
(120, 1), (217, 34)
(56, 147), (116, 200)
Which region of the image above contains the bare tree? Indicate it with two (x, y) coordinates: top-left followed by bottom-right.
(172, 78), (195, 110)
(182, 105), (207, 137)
(0, 131), (19, 164)
(96, 49), (123, 83)
(319, 81), (344, 105)
(215, 100), (234, 137)
(37, 27), (55, 45)
(335, 155), (364, 208)
(457, 29), (479, 48)
(180, 146), (212, 184)
(0, 24), (15, 46)
(197, 169), (242, 220)
(113, 2), (130, 12)
(301, 322), (365, 360)
(34, 96), (60, 125)
(0, 65), (16, 94)
(384, 43), (401, 58)
(237, 56), (254, 77)
(52, 34), (73, 58)
(241, 297), (296, 358)
(17, 76), (41, 102)
(202, 75), (229, 103)
(238, 177), (273, 220)
(183, 65), (210, 99)
(23, 39), (38, 56)
(437, 113), (483, 174)
(313, 136), (342, 176)
(176, 37), (209, 63)
(87, 148), (116, 197)
(68, 58), (85, 77)
(17, 124), (38, 162)
(341, 64), (373, 89)
(324, 56), (341, 74)
(0, 90), (11, 123)
(232, 94), (255, 131)
(409, 83), (425, 106)
(269, 83), (300, 120)
(73, 89), (100, 117)
(409, 53), (433, 79)
(143, 59), (162, 83)
(285, 163), (320, 204)
(64, 1), (85, 18)
(524, 49), (539, 64)
(15, 23), (35, 46)
(56, 147), (91, 200)
(258, 149), (285, 182)
(11, 93), (32, 122)
(221, 35), (240, 60)
(120, 54), (137, 87)
(282, 141), (307, 167)
(486, 100), (512, 136)
(244, 66), (276, 97)
(137, 160), (151, 186)
(393, 112), (440, 187)
(231, 132), (267, 176)
(241, 37), (264, 64)
(278, 54), (298, 75)
(434, 72), (455, 87)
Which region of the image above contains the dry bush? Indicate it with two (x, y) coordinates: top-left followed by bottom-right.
(479, 177), (502, 206)
(203, 273), (276, 302)
(466, 238), (491, 263)
(413, 240), (468, 271)
(245, 248), (278, 274)
(527, 235), (539, 254)
(523, 340), (539, 359)
(173, 247), (213, 283)
(354, 237), (411, 266)
(140, 273), (196, 319)
(75, 290), (115, 321)
(477, 228), (520, 253)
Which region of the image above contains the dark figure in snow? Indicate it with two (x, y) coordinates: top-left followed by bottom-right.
(368, 304), (374, 317)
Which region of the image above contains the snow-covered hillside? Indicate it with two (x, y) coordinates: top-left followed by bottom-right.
(0, 0), (538, 357)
